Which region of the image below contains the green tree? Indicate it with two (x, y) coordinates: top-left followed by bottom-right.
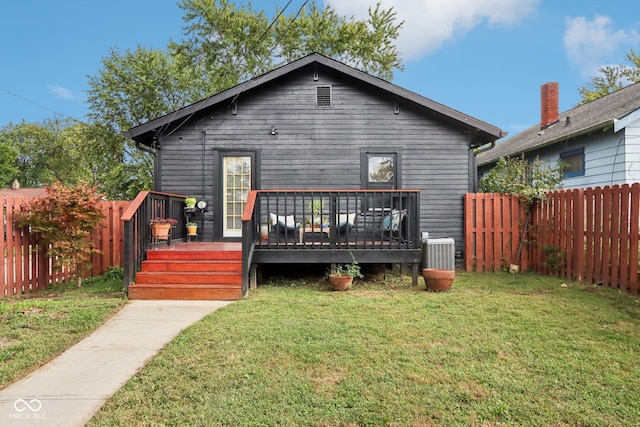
(15, 182), (106, 288)
(479, 155), (565, 205)
(0, 118), (151, 199)
(86, 46), (197, 130)
(578, 48), (640, 104)
(172, 0), (403, 87)
(273, 2), (403, 81)
(480, 155), (565, 265)
(81, 121), (154, 200)
(0, 119), (94, 187)
(86, 47), (184, 196)
(171, 0), (273, 93)
(0, 142), (19, 187)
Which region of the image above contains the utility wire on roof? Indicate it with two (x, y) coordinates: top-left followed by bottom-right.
(244, 0), (295, 64)
(230, 0), (309, 107)
(160, 0), (308, 139)
(154, 0), (233, 138)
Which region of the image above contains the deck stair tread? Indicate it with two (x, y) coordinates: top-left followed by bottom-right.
(128, 243), (243, 300)
(141, 260), (241, 272)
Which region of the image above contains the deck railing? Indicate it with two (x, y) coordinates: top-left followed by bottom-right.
(245, 189), (419, 248)
(121, 191), (187, 290)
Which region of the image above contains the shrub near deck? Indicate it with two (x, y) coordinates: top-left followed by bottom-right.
(89, 272), (640, 426)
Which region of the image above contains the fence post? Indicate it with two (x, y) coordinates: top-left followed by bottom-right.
(630, 183), (640, 293)
(573, 189), (585, 281)
(464, 193), (474, 272)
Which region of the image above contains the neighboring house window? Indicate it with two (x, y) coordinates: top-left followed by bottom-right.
(560, 148), (585, 178)
(361, 149), (400, 209)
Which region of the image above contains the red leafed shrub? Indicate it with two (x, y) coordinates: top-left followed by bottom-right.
(15, 181), (106, 288)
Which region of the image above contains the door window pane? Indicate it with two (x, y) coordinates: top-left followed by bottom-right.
(223, 156), (251, 237)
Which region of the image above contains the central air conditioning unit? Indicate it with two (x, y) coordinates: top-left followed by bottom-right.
(422, 237), (455, 270)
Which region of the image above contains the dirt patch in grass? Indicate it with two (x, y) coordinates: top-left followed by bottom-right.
(458, 380), (495, 401)
(308, 367), (345, 395)
(0, 337), (18, 350)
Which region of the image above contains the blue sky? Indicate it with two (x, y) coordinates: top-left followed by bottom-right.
(1, 1), (639, 139)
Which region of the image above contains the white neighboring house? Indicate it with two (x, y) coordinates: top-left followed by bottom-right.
(477, 81), (640, 189)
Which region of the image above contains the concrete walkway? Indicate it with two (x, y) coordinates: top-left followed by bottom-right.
(0, 300), (231, 427)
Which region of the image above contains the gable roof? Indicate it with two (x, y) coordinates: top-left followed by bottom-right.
(478, 81), (640, 166)
(126, 53), (504, 146)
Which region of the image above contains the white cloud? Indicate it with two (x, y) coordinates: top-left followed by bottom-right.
(563, 15), (639, 78)
(49, 85), (75, 100)
(325, 0), (539, 60)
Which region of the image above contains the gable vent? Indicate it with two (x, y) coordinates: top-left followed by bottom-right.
(316, 85), (332, 107)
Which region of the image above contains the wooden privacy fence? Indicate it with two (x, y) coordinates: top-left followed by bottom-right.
(2, 196), (130, 297)
(465, 183), (640, 293)
(464, 192), (529, 273)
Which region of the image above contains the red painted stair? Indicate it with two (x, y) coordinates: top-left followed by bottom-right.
(127, 243), (243, 300)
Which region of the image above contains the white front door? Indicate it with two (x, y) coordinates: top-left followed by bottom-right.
(223, 156), (252, 237)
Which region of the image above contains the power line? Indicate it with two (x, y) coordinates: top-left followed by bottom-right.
(227, 0), (309, 110)
(231, 0), (309, 107)
(160, 0), (307, 138)
(0, 87), (85, 124)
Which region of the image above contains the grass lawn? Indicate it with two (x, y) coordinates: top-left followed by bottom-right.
(0, 268), (126, 388)
(88, 269), (640, 426)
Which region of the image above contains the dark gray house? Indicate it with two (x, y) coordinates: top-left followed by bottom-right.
(123, 53), (503, 296)
(127, 53), (502, 244)
(478, 81), (640, 188)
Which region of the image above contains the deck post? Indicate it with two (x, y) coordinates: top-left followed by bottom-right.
(412, 263), (419, 286)
(123, 219), (133, 291)
(250, 265), (257, 289)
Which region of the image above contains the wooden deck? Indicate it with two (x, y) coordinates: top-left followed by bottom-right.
(122, 190), (422, 295)
(127, 242), (243, 300)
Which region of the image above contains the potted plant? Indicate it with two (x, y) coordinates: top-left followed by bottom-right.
(309, 198), (325, 228)
(422, 268), (455, 292)
(184, 197), (197, 209)
(150, 217), (178, 241)
(259, 219), (270, 240)
(186, 222), (197, 235)
(327, 254), (364, 291)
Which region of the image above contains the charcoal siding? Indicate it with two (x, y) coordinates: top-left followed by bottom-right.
(157, 65), (472, 250)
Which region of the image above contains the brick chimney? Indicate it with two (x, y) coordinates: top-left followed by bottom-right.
(540, 82), (559, 129)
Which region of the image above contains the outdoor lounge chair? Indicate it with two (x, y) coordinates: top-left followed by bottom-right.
(269, 213), (300, 241)
(378, 209), (407, 243)
(336, 212), (356, 233)
(336, 212), (357, 241)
